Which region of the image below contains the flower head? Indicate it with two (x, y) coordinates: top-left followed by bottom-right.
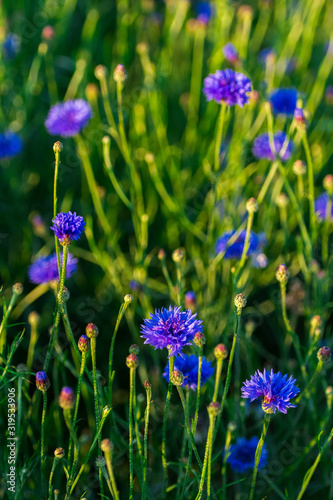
(0, 131), (23, 160)
(2, 34), (20, 60)
(269, 88), (297, 115)
(241, 368), (300, 414)
(185, 291), (196, 310)
(50, 211), (86, 244)
(45, 99), (92, 137)
(203, 69), (252, 107)
(28, 251), (77, 284)
(195, 1), (212, 23)
(163, 354), (214, 390)
(141, 306), (203, 357)
(252, 132), (293, 162)
(215, 230), (259, 259)
(223, 43), (239, 63)
(59, 387), (75, 410)
(315, 193), (333, 221)
(36, 371), (50, 392)
(227, 436), (268, 473)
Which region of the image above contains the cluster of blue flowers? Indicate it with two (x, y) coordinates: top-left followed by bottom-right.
(252, 132), (293, 162)
(227, 436), (268, 473)
(163, 354), (214, 391)
(215, 230), (259, 259)
(203, 68), (252, 107)
(51, 211), (86, 244)
(0, 131), (23, 160)
(28, 252), (78, 285)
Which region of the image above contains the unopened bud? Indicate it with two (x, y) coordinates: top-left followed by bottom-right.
(172, 249), (184, 263)
(126, 353), (139, 369)
(36, 371), (50, 392)
(158, 248), (166, 260)
(129, 344), (139, 355)
(54, 448), (64, 459)
(317, 346), (331, 364)
(144, 380), (152, 390)
(53, 141), (63, 153)
(124, 294), (133, 303)
(101, 439), (113, 453)
(113, 64), (127, 83)
(292, 160), (306, 176)
(214, 344), (228, 360)
(78, 335), (90, 352)
(170, 369), (184, 386)
(194, 331), (206, 348)
(310, 315), (322, 329)
(59, 387), (75, 410)
(86, 323), (99, 338)
(323, 175), (333, 194)
(28, 311), (40, 326)
(276, 264), (289, 284)
(94, 65), (107, 80)
(12, 283), (23, 295)
(207, 401), (221, 417)
(234, 293), (247, 313)
(96, 456), (106, 468)
(246, 197), (259, 214)
(276, 193), (289, 208)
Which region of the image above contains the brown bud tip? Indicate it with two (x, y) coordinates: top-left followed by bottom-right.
(12, 283), (23, 295)
(54, 447), (64, 459)
(78, 335), (90, 352)
(194, 331), (206, 348)
(317, 346), (331, 364)
(170, 369), (184, 386)
(86, 323), (99, 338)
(158, 248), (166, 260)
(214, 343), (228, 360)
(172, 248), (185, 263)
(246, 197), (259, 213)
(276, 264), (289, 284)
(126, 353), (139, 369)
(208, 401), (221, 417)
(144, 380), (152, 390)
(53, 141), (63, 153)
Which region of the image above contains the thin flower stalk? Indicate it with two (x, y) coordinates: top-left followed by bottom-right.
(161, 354), (174, 496)
(249, 413), (271, 500)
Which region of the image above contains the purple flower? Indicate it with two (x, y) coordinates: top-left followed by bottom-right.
(36, 371), (50, 391)
(241, 369), (300, 414)
(140, 306), (203, 357)
(45, 99), (92, 137)
(252, 132), (293, 162)
(163, 354), (214, 391)
(203, 69), (252, 107)
(0, 131), (23, 159)
(223, 43), (239, 63)
(270, 88), (297, 115)
(2, 33), (20, 60)
(315, 193), (333, 220)
(50, 211), (86, 244)
(28, 252), (78, 284)
(195, 1), (212, 23)
(215, 230), (259, 259)
(227, 437), (268, 473)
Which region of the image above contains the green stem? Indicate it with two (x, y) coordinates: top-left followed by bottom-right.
(214, 103), (227, 172)
(249, 413), (271, 500)
(68, 352), (86, 468)
(41, 391), (48, 498)
(161, 355), (175, 496)
(48, 458), (58, 500)
(143, 383), (152, 499)
(177, 387), (203, 470)
(0, 291), (20, 354)
(302, 132), (316, 243)
(235, 212), (254, 287)
(129, 367), (135, 500)
(105, 449), (120, 500)
(90, 337), (104, 497)
(296, 361), (323, 404)
(53, 147), (61, 278)
(196, 414), (213, 500)
(212, 358), (223, 403)
(322, 196), (332, 265)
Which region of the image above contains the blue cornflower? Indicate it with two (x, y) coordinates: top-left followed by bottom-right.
(227, 437), (268, 473)
(50, 211), (86, 244)
(241, 368), (300, 414)
(140, 306), (203, 357)
(215, 230), (259, 259)
(2, 33), (20, 59)
(163, 354), (214, 390)
(223, 43), (239, 63)
(28, 252), (78, 284)
(315, 193), (333, 220)
(0, 131), (23, 159)
(195, 1), (212, 22)
(270, 88), (297, 115)
(252, 132), (293, 162)
(45, 99), (92, 137)
(203, 69), (252, 107)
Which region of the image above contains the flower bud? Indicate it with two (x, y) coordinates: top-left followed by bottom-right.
(59, 387), (75, 410)
(323, 174), (333, 195)
(126, 353), (139, 369)
(317, 346), (331, 364)
(12, 283), (23, 295)
(54, 447), (64, 459)
(28, 311), (40, 326)
(276, 193), (289, 208)
(102, 405), (112, 418)
(85, 83), (99, 100)
(129, 344), (139, 355)
(124, 294), (133, 303)
(53, 141), (63, 153)
(144, 380), (152, 390)
(36, 371), (50, 391)
(310, 315), (322, 329)
(246, 197), (259, 214)
(185, 291), (196, 311)
(234, 293), (247, 313)
(172, 248), (184, 263)
(58, 286), (70, 303)
(96, 456), (106, 468)
(294, 108), (306, 129)
(101, 439), (113, 453)
(158, 248), (166, 260)
(276, 264), (289, 284)
(86, 323), (99, 338)
(193, 331), (206, 348)
(42, 26), (55, 40)
(292, 160), (306, 176)
(170, 369), (184, 386)
(207, 401), (221, 417)
(94, 64), (107, 80)
(113, 64), (127, 83)
(214, 343), (228, 360)
(78, 335), (90, 352)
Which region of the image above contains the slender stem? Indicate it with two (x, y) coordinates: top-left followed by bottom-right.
(213, 358), (223, 403)
(90, 337), (104, 497)
(249, 413), (271, 500)
(235, 212), (254, 287)
(214, 103), (227, 172)
(196, 416), (213, 500)
(177, 387), (203, 469)
(143, 384), (152, 499)
(0, 291), (20, 354)
(302, 132), (316, 243)
(41, 391), (48, 498)
(68, 352), (86, 467)
(53, 147), (61, 278)
(48, 458), (58, 500)
(322, 196), (332, 265)
(161, 355), (175, 496)
(296, 361), (323, 404)
(207, 414), (216, 499)
(129, 367), (135, 500)
(132, 366), (143, 456)
(105, 449), (120, 500)
(257, 161), (279, 204)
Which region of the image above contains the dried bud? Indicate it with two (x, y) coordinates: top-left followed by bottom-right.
(36, 371), (50, 392)
(194, 331), (206, 348)
(172, 249), (184, 263)
(144, 380), (152, 390)
(95, 456), (106, 468)
(323, 174), (333, 194)
(317, 346), (331, 364)
(78, 335), (90, 352)
(113, 64), (127, 83)
(86, 323), (99, 338)
(207, 401), (221, 417)
(101, 439), (113, 453)
(292, 160), (306, 176)
(12, 283), (23, 295)
(124, 294), (133, 303)
(126, 353), (139, 369)
(234, 293), (247, 313)
(276, 264), (289, 284)
(59, 387), (75, 410)
(214, 343), (228, 360)
(28, 311), (40, 326)
(129, 344), (140, 355)
(170, 369), (184, 386)
(246, 197), (259, 214)
(54, 447), (64, 459)
(53, 141), (63, 153)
